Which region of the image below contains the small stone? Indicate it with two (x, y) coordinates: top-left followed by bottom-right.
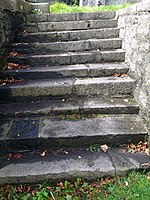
(124, 99), (129, 103)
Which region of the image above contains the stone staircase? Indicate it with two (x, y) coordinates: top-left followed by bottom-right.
(0, 11), (149, 184)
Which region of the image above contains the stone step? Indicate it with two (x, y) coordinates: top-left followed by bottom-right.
(0, 97), (139, 118)
(0, 115), (147, 152)
(0, 77), (135, 101)
(23, 19), (118, 33)
(1, 63), (128, 79)
(7, 50), (125, 66)
(26, 12), (116, 23)
(0, 146), (149, 184)
(15, 28), (120, 43)
(12, 38), (122, 54)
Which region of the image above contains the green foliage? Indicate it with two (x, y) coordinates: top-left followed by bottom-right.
(89, 144), (101, 152)
(31, 9), (42, 14)
(50, 2), (131, 14)
(1, 172), (150, 199)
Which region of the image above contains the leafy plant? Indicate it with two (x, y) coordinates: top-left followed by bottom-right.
(31, 9), (42, 14)
(89, 144), (101, 152)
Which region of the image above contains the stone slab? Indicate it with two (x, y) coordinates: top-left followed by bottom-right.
(8, 50), (125, 66)
(0, 97), (138, 118)
(26, 12), (116, 23)
(24, 19), (118, 32)
(73, 76), (135, 97)
(108, 147), (150, 176)
(0, 149), (115, 184)
(12, 38), (122, 54)
(88, 62), (128, 77)
(0, 115), (148, 151)
(10, 79), (73, 98)
(15, 28), (120, 43)
(0, 147), (149, 184)
(0, 65), (88, 79)
(0, 76), (135, 101)
(0, 62), (128, 80)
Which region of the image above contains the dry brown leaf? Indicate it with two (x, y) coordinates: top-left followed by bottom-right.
(3, 63), (30, 70)
(0, 77), (24, 86)
(112, 73), (128, 78)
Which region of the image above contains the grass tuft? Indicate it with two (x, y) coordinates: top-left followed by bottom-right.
(49, 2), (131, 14)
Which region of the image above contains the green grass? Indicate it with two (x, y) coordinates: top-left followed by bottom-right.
(50, 2), (131, 14)
(1, 172), (150, 199)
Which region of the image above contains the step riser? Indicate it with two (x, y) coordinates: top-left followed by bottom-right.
(15, 28), (120, 43)
(13, 39), (122, 54)
(0, 105), (139, 118)
(0, 66), (128, 79)
(26, 12), (116, 23)
(0, 134), (147, 151)
(24, 20), (118, 32)
(0, 78), (135, 101)
(8, 51), (125, 66)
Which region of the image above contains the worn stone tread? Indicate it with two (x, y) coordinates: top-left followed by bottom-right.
(0, 114), (147, 151)
(0, 97), (139, 118)
(24, 19), (118, 32)
(0, 63), (129, 79)
(0, 147), (149, 184)
(26, 12), (116, 23)
(0, 76), (135, 101)
(15, 28), (120, 43)
(12, 38), (122, 54)
(7, 49), (125, 66)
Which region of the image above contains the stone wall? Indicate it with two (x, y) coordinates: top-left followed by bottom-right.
(0, 9), (14, 68)
(0, 3), (24, 68)
(80, 0), (141, 6)
(117, 0), (150, 130)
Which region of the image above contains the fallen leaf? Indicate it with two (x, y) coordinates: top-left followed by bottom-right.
(3, 63), (30, 70)
(145, 148), (150, 156)
(112, 73), (127, 77)
(147, 175), (150, 181)
(101, 144), (109, 153)
(64, 151), (69, 154)
(37, 150), (47, 157)
(141, 163), (150, 169)
(8, 153), (23, 160)
(125, 181), (129, 186)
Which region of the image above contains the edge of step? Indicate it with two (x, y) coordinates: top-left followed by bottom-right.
(23, 19), (118, 32)
(7, 49), (125, 66)
(0, 114), (148, 151)
(0, 76), (135, 101)
(15, 28), (120, 42)
(1, 63), (129, 79)
(0, 147), (149, 184)
(12, 38), (122, 54)
(26, 11), (116, 23)
(0, 97), (139, 118)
